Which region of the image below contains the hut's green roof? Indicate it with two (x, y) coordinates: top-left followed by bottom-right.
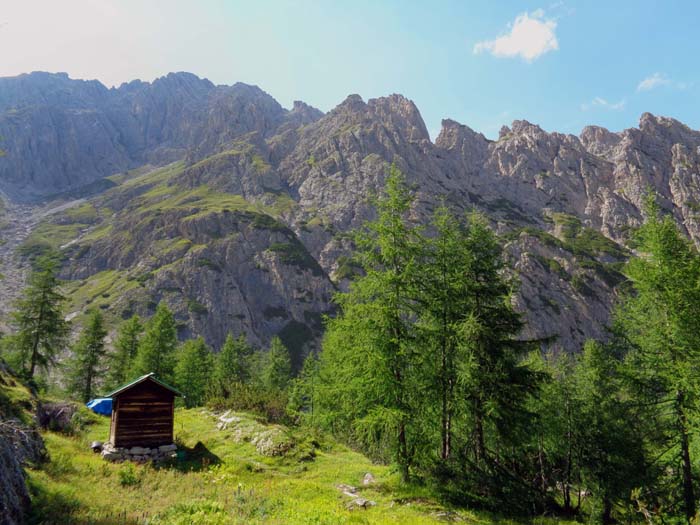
(104, 372), (184, 398)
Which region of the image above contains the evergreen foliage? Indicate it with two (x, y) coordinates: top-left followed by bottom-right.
(132, 303), (178, 382)
(318, 164), (422, 481)
(316, 167), (541, 491)
(261, 336), (292, 393)
(287, 352), (320, 424)
(211, 334), (252, 399)
(107, 315), (143, 389)
(67, 310), (108, 402)
(11, 256), (70, 379)
(614, 194), (700, 522)
(174, 336), (213, 408)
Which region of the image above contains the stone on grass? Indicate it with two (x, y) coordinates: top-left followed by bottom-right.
(347, 498), (376, 510)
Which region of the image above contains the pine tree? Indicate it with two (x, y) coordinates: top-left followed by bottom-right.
(415, 205), (477, 462)
(212, 333), (252, 398)
(262, 336), (291, 392)
(574, 340), (646, 525)
(453, 214), (541, 468)
(12, 256), (70, 378)
(67, 310), (108, 402)
(318, 164), (422, 481)
(132, 303), (177, 382)
(615, 194), (700, 522)
(107, 315), (143, 388)
(287, 352), (320, 424)
(174, 337), (213, 408)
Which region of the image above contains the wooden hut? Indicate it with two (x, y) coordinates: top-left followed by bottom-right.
(105, 373), (183, 448)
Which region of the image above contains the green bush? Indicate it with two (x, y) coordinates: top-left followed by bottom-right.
(118, 463), (141, 487)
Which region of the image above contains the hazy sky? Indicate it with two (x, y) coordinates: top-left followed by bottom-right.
(1, 0), (698, 139)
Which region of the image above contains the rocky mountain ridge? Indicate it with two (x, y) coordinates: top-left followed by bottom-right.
(2, 72), (699, 363)
(0, 72), (314, 202)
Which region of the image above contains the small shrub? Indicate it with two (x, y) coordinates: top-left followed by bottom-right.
(118, 463), (141, 487)
(187, 299), (208, 316)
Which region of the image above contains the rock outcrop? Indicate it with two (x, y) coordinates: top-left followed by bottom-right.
(0, 72), (323, 202)
(0, 361), (46, 525)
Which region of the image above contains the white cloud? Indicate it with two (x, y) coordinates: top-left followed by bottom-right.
(581, 97), (626, 111)
(473, 10), (559, 62)
(637, 73), (671, 92)
(637, 73), (690, 92)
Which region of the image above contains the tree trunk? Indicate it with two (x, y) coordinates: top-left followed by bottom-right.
(602, 496), (613, 525)
(441, 345), (449, 460)
(29, 290), (48, 378)
(474, 401), (486, 465)
(398, 420), (409, 482)
(677, 390), (696, 523)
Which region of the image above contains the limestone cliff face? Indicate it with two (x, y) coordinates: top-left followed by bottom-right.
(0, 72), (308, 201)
(3, 72), (700, 357)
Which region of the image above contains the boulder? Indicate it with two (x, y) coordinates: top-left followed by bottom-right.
(36, 402), (78, 432)
(347, 498), (376, 510)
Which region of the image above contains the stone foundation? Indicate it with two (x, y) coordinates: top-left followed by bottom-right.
(100, 442), (177, 463)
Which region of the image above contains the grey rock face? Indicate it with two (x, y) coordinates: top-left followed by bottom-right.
(0, 72), (323, 202)
(0, 363), (45, 525)
(3, 73), (700, 357)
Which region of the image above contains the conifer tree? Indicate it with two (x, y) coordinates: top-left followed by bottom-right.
(107, 315), (143, 388)
(287, 352), (320, 424)
(12, 256), (70, 378)
(132, 302), (177, 382)
(452, 214), (541, 467)
(262, 336), (291, 392)
(615, 195), (700, 522)
(574, 340), (646, 525)
(67, 310), (108, 402)
(212, 333), (252, 398)
(174, 337), (213, 408)
(318, 164), (422, 482)
(415, 205), (477, 462)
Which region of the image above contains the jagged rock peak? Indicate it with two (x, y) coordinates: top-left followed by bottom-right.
(638, 112), (698, 138)
(435, 118), (489, 150)
(367, 94), (430, 142)
(580, 125), (621, 156)
(336, 93), (366, 111)
(291, 100), (324, 119)
(510, 119), (545, 135)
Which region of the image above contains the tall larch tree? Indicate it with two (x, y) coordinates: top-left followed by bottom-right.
(212, 333), (252, 398)
(12, 256), (70, 379)
(174, 337), (213, 408)
(67, 310), (108, 402)
(132, 302), (178, 382)
(107, 315), (143, 388)
(262, 336), (292, 393)
(615, 195), (700, 523)
(318, 164), (422, 482)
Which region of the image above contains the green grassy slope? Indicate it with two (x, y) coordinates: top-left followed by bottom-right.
(26, 407), (575, 525)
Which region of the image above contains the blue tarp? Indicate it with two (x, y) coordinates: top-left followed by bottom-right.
(86, 397), (112, 416)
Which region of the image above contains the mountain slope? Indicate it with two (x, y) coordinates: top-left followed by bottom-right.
(0, 72), (320, 202)
(2, 72), (700, 357)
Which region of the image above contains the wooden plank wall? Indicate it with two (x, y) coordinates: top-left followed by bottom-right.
(112, 380), (175, 448)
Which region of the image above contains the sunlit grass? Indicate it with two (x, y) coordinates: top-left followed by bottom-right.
(26, 407), (579, 524)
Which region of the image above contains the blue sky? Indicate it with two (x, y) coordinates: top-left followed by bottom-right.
(1, 0), (698, 139)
